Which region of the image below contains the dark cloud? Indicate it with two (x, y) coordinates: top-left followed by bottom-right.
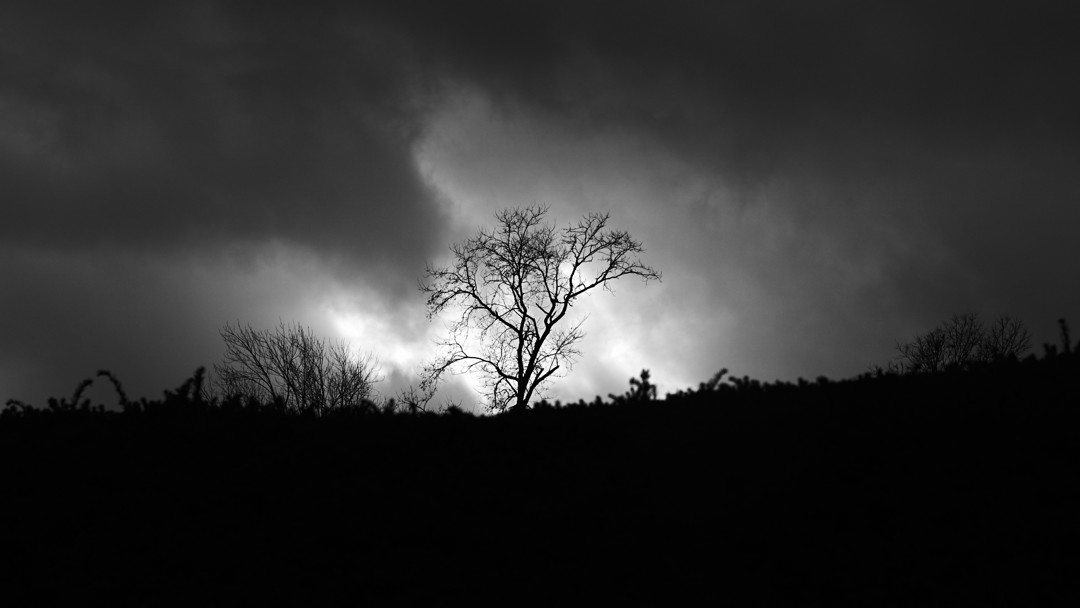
(4, 0), (1079, 406)
(0, 1), (447, 281)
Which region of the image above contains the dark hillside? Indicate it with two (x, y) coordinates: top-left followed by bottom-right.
(2, 352), (1078, 604)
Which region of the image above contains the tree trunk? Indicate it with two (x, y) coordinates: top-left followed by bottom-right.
(510, 395), (528, 412)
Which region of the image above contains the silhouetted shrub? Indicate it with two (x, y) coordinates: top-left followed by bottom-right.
(893, 313), (1031, 373)
(608, 369), (658, 405)
(212, 321), (380, 417)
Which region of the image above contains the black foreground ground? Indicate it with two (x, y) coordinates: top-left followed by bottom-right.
(2, 354), (1078, 605)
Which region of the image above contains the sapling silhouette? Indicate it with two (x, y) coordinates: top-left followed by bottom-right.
(610, 369), (658, 404)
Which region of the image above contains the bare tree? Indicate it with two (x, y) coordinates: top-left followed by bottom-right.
(212, 321), (380, 415)
(980, 315), (1032, 362)
(895, 313), (1031, 373)
(420, 206), (661, 413)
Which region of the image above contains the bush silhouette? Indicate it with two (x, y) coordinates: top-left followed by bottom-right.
(892, 313), (1031, 373)
(608, 369), (658, 404)
(212, 321), (380, 416)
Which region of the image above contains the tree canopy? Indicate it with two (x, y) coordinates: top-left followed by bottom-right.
(421, 206), (660, 412)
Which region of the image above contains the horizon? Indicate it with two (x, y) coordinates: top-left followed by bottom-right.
(4, 1), (1079, 412)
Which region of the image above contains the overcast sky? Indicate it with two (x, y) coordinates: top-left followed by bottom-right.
(3, 1), (1078, 411)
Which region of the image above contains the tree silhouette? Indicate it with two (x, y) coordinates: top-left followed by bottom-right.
(212, 321), (380, 415)
(894, 313), (1031, 373)
(420, 206), (661, 412)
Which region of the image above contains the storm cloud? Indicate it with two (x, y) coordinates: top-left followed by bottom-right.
(4, 1), (1079, 408)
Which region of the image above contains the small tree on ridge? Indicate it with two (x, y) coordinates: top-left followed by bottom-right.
(212, 321), (380, 415)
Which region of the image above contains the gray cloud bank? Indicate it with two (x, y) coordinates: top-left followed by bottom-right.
(3, 1), (1079, 406)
